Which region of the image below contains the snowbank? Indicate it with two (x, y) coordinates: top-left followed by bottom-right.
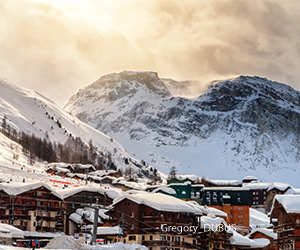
(43, 235), (147, 250)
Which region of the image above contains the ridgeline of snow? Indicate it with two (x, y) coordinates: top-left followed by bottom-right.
(65, 71), (300, 186)
(0, 76), (157, 180)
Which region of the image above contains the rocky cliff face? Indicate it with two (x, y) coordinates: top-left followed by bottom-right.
(64, 72), (300, 185)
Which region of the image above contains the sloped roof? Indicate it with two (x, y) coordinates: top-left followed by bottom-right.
(57, 186), (120, 200)
(113, 190), (197, 213)
(0, 182), (62, 199)
(271, 194), (300, 214)
(247, 228), (277, 240)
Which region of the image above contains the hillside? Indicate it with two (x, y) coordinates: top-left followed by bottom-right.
(64, 71), (300, 186)
(0, 76), (153, 179)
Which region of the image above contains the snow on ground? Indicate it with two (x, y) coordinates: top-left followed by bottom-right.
(0, 235), (147, 250)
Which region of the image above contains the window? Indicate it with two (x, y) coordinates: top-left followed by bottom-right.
(120, 213), (125, 218)
(297, 219), (300, 224)
(37, 191), (43, 196)
(129, 236), (136, 241)
(150, 235), (153, 240)
(130, 212), (134, 218)
(130, 224), (134, 230)
(238, 222), (244, 226)
(238, 215), (243, 218)
(231, 215), (233, 218)
(238, 207), (243, 210)
(142, 236), (145, 241)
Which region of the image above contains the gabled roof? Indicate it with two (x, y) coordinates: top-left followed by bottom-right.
(186, 201), (226, 218)
(47, 162), (74, 170)
(247, 228), (277, 240)
(113, 190), (197, 213)
(0, 182), (62, 200)
(56, 186), (120, 200)
(243, 181), (290, 192)
(271, 194), (300, 214)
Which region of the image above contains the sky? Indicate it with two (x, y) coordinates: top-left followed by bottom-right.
(1, 0), (300, 107)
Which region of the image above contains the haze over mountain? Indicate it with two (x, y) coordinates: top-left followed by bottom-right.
(64, 71), (300, 186)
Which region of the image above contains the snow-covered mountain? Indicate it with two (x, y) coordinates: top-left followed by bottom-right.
(64, 71), (300, 186)
(0, 76), (150, 177)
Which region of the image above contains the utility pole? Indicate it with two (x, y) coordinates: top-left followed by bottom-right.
(92, 206), (99, 245)
(91, 192), (107, 245)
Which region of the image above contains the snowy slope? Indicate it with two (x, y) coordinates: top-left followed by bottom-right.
(64, 71), (300, 186)
(0, 76), (155, 180)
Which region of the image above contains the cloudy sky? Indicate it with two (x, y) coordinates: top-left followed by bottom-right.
(1, 0), (300, 107)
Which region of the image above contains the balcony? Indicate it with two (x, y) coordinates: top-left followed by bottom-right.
(1, 214), (31, 220)
(142, 240), (170, 246)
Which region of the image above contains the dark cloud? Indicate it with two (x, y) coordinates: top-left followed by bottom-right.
(1, 0), (300, 106)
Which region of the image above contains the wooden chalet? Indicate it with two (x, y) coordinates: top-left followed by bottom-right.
(106, 190), (201, 250)
(57, 186), (118, 235)
(270, 194), (300, 250)
(242, 182), (290, 208)
(0, 182), (63, 233)
(247, 228), (277, 250)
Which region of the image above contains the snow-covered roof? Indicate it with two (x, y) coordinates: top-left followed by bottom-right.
(243, 176), (258, 181)
(243, 181), (290, 192)
(75, 164), (96, 171)
(46, 166), (70, 173)
(186, 201), (227, 217)
(0, 182), (62, 199)
(229, 228), (253, 246)
(271, 194), (300, 214)
(24, 231), (60, 239)
(285, 187), (300, 195)
(203, 187), (249, 191)
(69, 208), (103, 224)
(0, 223), (24, 238)
(113, 190), (198, 213)
(47, 163), (74, 170)
(56, 186), (120, 200)
(204, 178), (242, 186)
(96, 226), (121, 235)
(200, 216), (227, 230)
(249, 208), (272, 229)
(152, 186), (176, 195)
(247, 228), (277, 240)
(90, 170), (117, 177)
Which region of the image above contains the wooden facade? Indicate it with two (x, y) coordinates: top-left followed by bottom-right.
(271, 195), (300, 250)
(0, 185), (63, 233)
(107, 197), (200, 250)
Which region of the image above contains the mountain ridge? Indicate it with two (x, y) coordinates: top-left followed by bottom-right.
(64, 71), (300, 185)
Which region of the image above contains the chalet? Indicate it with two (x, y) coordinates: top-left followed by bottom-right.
(167, 174), (199, 184)
(201, 187), (251, 228)
(73, 164), (96, 174)
(0, 182), (63, 233)
(45, 166), (70, 177)
(47, 163), (74, 173)
(95, 226), (121, 244)
(68, 207), (109, 235)
(57, 186), (119, 235)
(199, 215), (270, 250)
(243, 182), (290, 208)
(270, 194), (300, 250)
(106, 190), (201, 250)
(247, 228), (277, 250)
(89, 170), (118, 178)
